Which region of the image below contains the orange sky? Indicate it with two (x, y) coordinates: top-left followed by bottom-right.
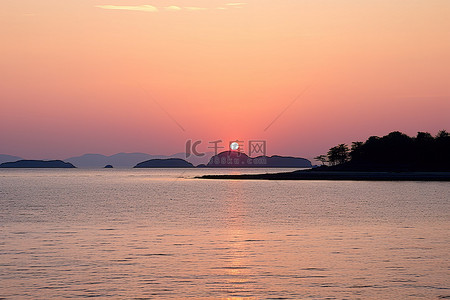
(1, 0), (449, 159)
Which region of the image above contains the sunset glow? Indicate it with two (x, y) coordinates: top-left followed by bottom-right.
(1, 2), (449, 298)
(1, 0), (449, 159)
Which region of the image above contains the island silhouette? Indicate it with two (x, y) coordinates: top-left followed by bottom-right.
(205, 151), (312, 168)
(0, 160), (76, 168)
(134, 158), (194, 168)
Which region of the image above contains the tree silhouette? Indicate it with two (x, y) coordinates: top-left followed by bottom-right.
(314, 155), (328, 166)
(351, 141), (363, 150)
(350, 141), (363, 161)
(436, 130), (449, 139)
(315, 130), (450, 171)
(327, 144), (349, 165)
(435, 130), (450, 169)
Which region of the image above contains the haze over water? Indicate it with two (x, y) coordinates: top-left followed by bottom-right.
(1, 169), (449, 299)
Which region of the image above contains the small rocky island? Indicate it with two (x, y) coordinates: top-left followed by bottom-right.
(104, 165), (114, 168)
(0, 160), (76, 168)
(134, 158), (194, 168)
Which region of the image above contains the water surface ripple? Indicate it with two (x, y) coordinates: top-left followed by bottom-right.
(0, 169), (449, 299)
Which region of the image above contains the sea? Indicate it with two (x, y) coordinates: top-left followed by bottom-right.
(0, 169), (449, 299)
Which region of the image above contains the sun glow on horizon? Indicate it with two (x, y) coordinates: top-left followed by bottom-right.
(1, 0), (449, 159)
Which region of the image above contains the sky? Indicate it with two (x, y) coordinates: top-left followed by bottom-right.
(1, 0), (449, 160)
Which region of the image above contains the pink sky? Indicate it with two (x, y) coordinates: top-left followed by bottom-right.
(1, 0), (449, 160)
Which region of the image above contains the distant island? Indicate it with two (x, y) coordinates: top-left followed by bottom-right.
(0, 160), (76, 168)
(200, 130), (450, 181)
(134, 158), (194, 168)
(206, 151), (312, 168)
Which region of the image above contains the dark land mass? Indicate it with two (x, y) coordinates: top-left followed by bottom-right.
(338, 131), (450, 172)
(199, 130), (450, 181)
(104, 165), (114, 168)
(0, 160), (76, 168)
(134, 158), (194, 168)
(199, 170), (450, 181)
(206, 151), (312, 168)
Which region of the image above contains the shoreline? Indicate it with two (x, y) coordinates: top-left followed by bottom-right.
(198, 170), (450, 181)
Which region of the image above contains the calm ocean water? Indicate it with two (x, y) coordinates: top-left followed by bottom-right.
(0, 169), (449, 299)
